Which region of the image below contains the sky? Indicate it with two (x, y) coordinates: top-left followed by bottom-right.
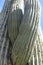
(0, 0), (5, 12)
(40, 0), (43, 33)
(0, 0), (43, 33)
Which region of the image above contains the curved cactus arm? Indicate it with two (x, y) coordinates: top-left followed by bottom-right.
(11, 0), (41, 65)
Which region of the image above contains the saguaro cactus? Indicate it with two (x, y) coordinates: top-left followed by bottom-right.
(7, 0), (24, 43)
(0, 0), (42, 65)
(11, 0), (41, 65)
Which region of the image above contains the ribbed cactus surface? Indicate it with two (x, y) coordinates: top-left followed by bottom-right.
(12, 0), (42, 65)
(0, 0), (43, 65)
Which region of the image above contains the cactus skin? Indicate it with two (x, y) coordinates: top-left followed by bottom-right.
(7, 0), (24, 43)
(11, 0), (40, 65)
(0, 0), (41, 65)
